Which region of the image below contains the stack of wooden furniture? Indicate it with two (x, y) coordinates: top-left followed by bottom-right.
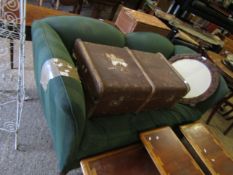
(206, 36), (233, 135)
(81, 123), (233, 175)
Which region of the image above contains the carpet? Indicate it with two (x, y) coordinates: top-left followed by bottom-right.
(0, 40), (82, 175)
(0, 40), (232, 175)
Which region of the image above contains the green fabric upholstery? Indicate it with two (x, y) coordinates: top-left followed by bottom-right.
(42, 16), (125, 55)
(32, 16), (229, 174)
(126, 32), (175, 58)
(32, 21), (86, 173)
(78, 103), (201, 158)
(174, 45), (198, 55)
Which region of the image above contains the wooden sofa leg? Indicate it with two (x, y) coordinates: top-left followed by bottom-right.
(73, 0), (83, 14)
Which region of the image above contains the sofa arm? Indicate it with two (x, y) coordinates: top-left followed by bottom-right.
(32, 20), (86, 173)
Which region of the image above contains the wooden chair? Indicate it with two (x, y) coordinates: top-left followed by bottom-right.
(88, 0), (143, 19)
(39, 0), (82, 13)
(206, 91), (233, 135)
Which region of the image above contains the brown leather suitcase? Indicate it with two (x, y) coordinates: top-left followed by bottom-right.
(74, 39), (189, 117)
(115, 6), (171, 36)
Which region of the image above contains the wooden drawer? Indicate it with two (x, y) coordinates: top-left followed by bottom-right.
(180, 123), (233, 175)
(140, 127), (204, 175)
(80, 144), (159, 175)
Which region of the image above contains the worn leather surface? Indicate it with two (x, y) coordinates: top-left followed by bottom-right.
(74, 40), (188, 117)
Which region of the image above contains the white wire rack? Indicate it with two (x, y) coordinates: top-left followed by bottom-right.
(0, 0), (26, 150)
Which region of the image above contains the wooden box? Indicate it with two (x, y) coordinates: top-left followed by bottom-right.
(140, 127), (204, 175)
(115, 6), (171, 36)
(80, 144), (159, 175)
(180, 123), (233, 175)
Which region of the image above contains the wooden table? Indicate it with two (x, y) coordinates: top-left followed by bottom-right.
(207, 51), (233, 86)
(26, 4), (76, 40)
(180, 123), (233, 175)
(7, 4), (76, 68)
(153, 8), (223, 50)
(81, 125), (233, 175)
(140, 127), (204, 175)
(26, 4), (76, 27)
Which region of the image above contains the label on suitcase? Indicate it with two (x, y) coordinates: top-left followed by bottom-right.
(74, 39), (189, 117)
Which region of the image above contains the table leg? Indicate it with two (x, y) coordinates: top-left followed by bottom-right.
(73, 0), (83, 14)
(55, 0), (60, 9)
(91, 3), (103, 18)
(39, 0), (43, 6)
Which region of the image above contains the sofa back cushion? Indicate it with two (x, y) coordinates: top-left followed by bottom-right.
(125, 32), (175, 58)
(41, 16), (125, 55)
(174, 45), (197, 55)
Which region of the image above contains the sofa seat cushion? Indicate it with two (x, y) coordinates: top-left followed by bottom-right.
(125, 32), (175, 58)
(42, 16), (125, 55)
(77, 76), (229, 160)
(78, 103), (202, 159)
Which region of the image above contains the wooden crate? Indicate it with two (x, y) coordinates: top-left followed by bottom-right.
(80, 144), (159, 175)
(115, 6), (171, 36)
(140, 127), (204, 175)
(180, 123), (233, 175)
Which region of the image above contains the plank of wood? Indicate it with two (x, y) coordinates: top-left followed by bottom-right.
(140, 127), (204, 175)
(207, 51), (233, 85)
(180, 123), (233, 175)
(81, 144), (159, 175)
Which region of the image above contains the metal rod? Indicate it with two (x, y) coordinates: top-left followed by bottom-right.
(0, 0), (26, 150)
(15, 0), (26, 150)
